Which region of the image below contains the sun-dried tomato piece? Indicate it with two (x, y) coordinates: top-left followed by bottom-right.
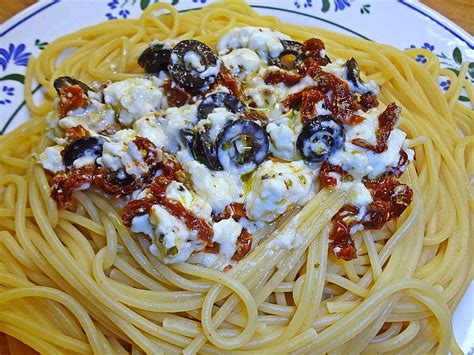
(217, 66), (239, 97)
(352, 103), (401, 153)
(160, 198), (214, 246)
(358, 93), (379, 111)
(329, 205), (359, 261)
(214, 202), (246, 222)
(150, 175), (174, 200)
(163, 80), (193, 107)
(264, 70), (303, 86)
(58, 86), (89, 117)
(363, 176), (413, 229)
(282, 86), (329, 124)
(319, 161), (349, 188)
(122, 198), (157, 227)
(133, 136), (161, 177)
(223, 264), (233, 272)
(300, 38), (328, 66)
(245, 109), (268, 123)
(64, 125), (89, 142)
(94, 167), (141, 198)
(51, 165), (97, 208)
(204, 242), (220, 254)
(161, 153), (185, 182)
(390, 150), (410, 177)
(362, 200), (392, 230)
(232, 229), (253, 261)
(300, 88), (329, 124)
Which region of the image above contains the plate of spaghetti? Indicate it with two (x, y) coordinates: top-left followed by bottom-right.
(0, 0), (473, 353)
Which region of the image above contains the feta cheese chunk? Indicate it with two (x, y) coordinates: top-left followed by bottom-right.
(217, 26), (291, 60)
(221, 48), (262, 80)
(245, 160), (314, 222)
(104, 78), (165, 126)
(97, 129), (149, 179)
(166, 181), (212, 220)
(212, 218), (242, 260)
(38, 145), (65, 173)
(66, 99), (116, 133)
(178, 151), (244, 213)
(266, 116), (301, 160)
(133, 114), (168, 149)
(149, 204), (203, 264)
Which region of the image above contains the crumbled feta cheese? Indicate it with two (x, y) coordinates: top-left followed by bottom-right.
(166, 181), (212, 220)
(149, 204), (203, 264)
(194, 107), (236, 142)
(131, 214), (154, 237)
(38, 145), (65, 173)
(67, 99), (116, 133)
(97, 129), (149, 179)
(104, 78), (165, 126)
(330, 108), (411, 180)
(212, 218), (242, 260)
(266, 117), (299, 160)
(245, 160), (313, 222)
(178, 151), (244, 213)
(161, 104), (199, 153)
(221, 48), (262, 80)
(217, 26), (291, 60)
(133, 114), (168, 149)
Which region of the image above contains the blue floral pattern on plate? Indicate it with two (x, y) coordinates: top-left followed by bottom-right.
(0, 86), (15, 105)
(0, 43), (32, 71)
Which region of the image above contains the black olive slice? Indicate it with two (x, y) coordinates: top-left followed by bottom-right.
(345, 58), (379, 95)
(296, 115), (344, 163)
(181, 129), (222, 171)
(138, 43), (172, 73)
(197, 92), (245, 121)
(268, 40), (302, 68)
(53, 76), (94, 96)
(168, 40), (218, 89)
(217, 119), (269, 174)
(63, 136), (107, 170)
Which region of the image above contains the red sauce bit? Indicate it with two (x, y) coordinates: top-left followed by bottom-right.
(352, 103), (401, 153)
(264, 70), (303, 87)
(163, 80), (193, 107)
(64, 125), (89, 142)
(364, 176), (413, 227)
(358, 93), (379, 111)
(232, 229), (253, 261)
(58, 85), (89, 118)
(51, 165), (98, 209)
(329, 205), (359, 261)
(217, 66), (239, 97)
(214, 202), (246, 222)
(319, 161), (349, 188)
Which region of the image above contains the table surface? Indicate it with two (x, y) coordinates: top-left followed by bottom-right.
(1, 0), (473, 35)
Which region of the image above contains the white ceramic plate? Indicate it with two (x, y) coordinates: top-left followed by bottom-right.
(1, 0), (473, 352)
